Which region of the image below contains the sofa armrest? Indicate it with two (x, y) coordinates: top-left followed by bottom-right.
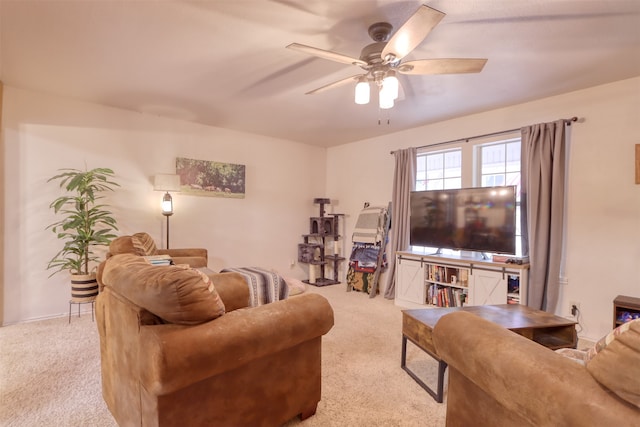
(156, 248), (207, 258)
(138, 292), (334, 395)
(156, 248), (208, 268)
(433, 311), (639, 426)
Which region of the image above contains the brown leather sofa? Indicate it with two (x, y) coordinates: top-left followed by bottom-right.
(108, 232), (208, 268)
(433, 311), (640, 427)
(96, 254), (334, 427)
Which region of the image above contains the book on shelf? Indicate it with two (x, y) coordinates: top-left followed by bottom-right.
(427, 264), (469, 286)
(507, 293), (520, 304)
(427, 284), (467, 308)
(143, 254), (173, 266)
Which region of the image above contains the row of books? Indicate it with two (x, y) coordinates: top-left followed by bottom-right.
(427, 284), (467, 307)
(426, 265), (469, 286)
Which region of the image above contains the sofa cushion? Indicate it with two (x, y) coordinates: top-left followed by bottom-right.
(101, 253), (225, 325)
(109, 235), (146, 256)
(132, 232), (158, 256)
(585, 319), (640, 408)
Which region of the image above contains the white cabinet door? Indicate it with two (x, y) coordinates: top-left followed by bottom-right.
(395, 257), (425, 304)
(471, 269), (507, 305)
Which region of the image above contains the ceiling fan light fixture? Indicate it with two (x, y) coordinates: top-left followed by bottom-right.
(379, 86), (394, 109)
(288, 5), (486, 117)
(383, 71), (399, 100)
(355, 77), (370, 105)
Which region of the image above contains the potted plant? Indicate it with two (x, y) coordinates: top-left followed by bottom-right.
(46, 167), (119, 302)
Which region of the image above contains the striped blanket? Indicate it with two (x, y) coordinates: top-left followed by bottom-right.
(352, 206), (388, 244)
(220, 267), (289, 307)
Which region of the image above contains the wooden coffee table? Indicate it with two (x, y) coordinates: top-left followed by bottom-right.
(401, 304), (577, 403)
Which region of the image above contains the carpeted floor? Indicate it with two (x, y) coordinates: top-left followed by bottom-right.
(0, 283), (447, 427)
(0, 310), (116, 426)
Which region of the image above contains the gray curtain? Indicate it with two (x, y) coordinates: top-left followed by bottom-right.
(521, 120), (567, 312)
(384, 147), (416, 299)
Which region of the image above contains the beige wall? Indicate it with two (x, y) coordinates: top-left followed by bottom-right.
(327, 76), (640, 341)
(0, 81), (4, 324)
(2, 86), (326, 324)
(3, 77), (640, 337)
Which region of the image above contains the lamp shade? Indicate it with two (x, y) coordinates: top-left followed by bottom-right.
(383, 71), (399, 101)
(379, 86), (394, 109)
(355, 78), (370, 105)
(161, 192), (173, 215)
(153, 174), (181, 192)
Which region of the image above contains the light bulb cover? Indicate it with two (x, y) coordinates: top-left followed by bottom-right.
(383, 71), (399, 100)
(161, 192), (173, 216)
(379, 86), (394, 109)
(354, 78), (370, 105)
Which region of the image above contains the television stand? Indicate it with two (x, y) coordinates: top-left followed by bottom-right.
(395, 251), (529, 308)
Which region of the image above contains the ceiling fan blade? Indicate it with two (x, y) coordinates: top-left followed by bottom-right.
(305, 74), (365, 95)
(381, 5), (445, 62)
(287, 43), (367, 66)
(397, 58), (488, 75)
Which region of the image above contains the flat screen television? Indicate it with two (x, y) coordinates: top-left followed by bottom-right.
(410, 186), (517, 254)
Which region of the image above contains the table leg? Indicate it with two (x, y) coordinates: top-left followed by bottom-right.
(401, 335), (447, 403)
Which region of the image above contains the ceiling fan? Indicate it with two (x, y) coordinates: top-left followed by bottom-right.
(286, 4), (487, 109)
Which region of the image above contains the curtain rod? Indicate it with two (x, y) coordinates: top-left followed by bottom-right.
(390, 116), (579, 154)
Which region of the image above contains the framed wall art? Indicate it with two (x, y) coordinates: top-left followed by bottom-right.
(176, 157), (245, 198)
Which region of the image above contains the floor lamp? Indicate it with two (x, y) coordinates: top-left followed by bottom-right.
(153, 174), (181, 249)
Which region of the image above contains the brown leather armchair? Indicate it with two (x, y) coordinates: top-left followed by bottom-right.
(96, 254), (334, 427)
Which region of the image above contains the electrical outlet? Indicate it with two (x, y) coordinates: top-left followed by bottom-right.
(569, 301), (580, 317)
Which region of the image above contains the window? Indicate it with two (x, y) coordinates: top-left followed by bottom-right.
(415, 149), (462, 191)
(478, 139), (521, 189)
(413, 148), (463, 255)
(413, 136), (523, 256)
(478, 138), (522, 256)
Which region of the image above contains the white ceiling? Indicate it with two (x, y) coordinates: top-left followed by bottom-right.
(1, 0), (639, 147)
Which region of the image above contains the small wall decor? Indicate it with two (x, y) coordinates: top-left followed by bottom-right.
(176, 157), (246, 198)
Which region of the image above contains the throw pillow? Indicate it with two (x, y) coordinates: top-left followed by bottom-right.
(585, 318), (640, 361)
(554, 348), (588, 365)
(102, 254), (225, 325)
(283, 276), (307, 296)
(132, 232), (158, 256)
(109, 235), (146, 256)
(585, 318), (640, 408)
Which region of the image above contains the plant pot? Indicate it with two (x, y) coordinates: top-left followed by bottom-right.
(70, 273), (99, 303)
